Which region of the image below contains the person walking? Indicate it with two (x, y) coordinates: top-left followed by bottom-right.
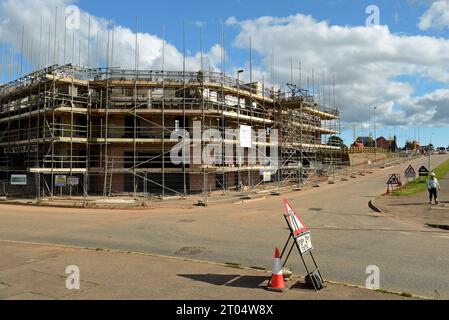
(428, 173), (441, 205)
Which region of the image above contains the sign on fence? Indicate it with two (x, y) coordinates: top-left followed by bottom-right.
(262, 171), (271, 182)
(67, 177), (79, 186)
(239, 125), (253, 148)
(10, 175), (27, 186)
(55, 175), (67, 187)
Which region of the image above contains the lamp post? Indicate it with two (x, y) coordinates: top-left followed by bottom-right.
(373, 107), (377, 161)
(237, 69), (244, 191)
(429, 132), (434, 172)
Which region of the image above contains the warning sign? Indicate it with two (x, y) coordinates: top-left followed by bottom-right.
(283, 199), (308, 236)
(297, 232), (313, 254)
(405, 165), (416, 179)
(387, 174), (401, 186)
(279, 200), (324, 291)
(419, 166), (429, 177)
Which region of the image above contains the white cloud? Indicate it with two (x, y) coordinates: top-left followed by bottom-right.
(0, 0), (222, 73)
(418, 0), (449, 30)
(2, 1), (449, 131)
(225, 16), (238, 26)
(229, 14), (449, 127)
(407, 88), (449, 125)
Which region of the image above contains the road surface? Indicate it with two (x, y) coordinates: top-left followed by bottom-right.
(0, 154), (448, 298)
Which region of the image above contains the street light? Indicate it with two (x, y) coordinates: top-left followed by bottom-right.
(374, 107), (377, 161)
(429, 132), (435, 171)
(237, 69), (244, 191)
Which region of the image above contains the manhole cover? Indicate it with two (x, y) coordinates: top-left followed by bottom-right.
(175, 247), (205, 256)
(177, 219), (196, 223)
(309, 208), (323, 212)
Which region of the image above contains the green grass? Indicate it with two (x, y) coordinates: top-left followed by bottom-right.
(392, 159), (449, 196)
(224, 262), (244, 269)
(401, 292), (413, 298)
(375, 289), (415, 298)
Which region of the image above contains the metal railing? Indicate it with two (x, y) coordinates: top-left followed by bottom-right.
(42, 155), (87, 169)
(346, 146), (390, 154)
(1, 64), (340, 117)
(0, 123), (87, 143)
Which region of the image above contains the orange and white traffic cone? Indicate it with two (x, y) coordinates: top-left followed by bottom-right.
(267, 248), (288, 292)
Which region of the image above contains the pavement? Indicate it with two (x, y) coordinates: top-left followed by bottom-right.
(0, 240), (411, 300)
(0, 154), (448, 300)
(0, 154), (406, 210)
(374, 173), (449, 230)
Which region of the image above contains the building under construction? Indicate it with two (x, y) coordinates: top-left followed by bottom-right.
(0, 64), (341, 198)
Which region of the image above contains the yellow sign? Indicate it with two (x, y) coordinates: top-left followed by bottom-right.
(55, 175), (67, 187)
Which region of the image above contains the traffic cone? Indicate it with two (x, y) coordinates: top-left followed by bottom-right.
(267, 248), (288, 292)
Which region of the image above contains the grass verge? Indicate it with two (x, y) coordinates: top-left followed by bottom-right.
(392, 159), (449, 196)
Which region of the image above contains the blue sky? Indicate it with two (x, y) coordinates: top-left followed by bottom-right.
(1, 0), (449, 148)
(78, 0), (449, 148)
(76, 0), (447, 68)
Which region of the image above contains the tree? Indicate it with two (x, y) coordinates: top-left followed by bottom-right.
(404, 140), (420, 151)
(404, 141), (415, 150)
(389, 139), (398, 152)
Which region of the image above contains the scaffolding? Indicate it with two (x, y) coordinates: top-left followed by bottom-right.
(0, 64), (341, 199)
(276, 83), (341, 186)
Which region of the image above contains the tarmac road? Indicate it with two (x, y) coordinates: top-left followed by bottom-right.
(0, 154), (448, 299)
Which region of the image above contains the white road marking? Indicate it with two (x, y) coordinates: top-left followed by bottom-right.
(434, 235), (449, 240)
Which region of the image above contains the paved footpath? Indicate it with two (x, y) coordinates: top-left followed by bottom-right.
(0, 155), (448, 299)
(375, 172), (449, 229)
(0, 240), (410, 300)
